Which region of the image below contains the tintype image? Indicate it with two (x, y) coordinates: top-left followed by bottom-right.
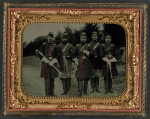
(23, 23), (126, 97)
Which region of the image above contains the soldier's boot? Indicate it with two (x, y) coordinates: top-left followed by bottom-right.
(77, 78), (80, 93)
(104, 78), (109, 94)
(78, 79), (84, 97)
(95, 77), (101, 93)
(45, 78), (50, 96)
(109, 78), (113, 93)
(90, 78), (95, 93)
(79, 88), (83, 97)
(50, 78), (56, 96)
(66, 78), (71, 97)
(61, 78), (66, 95)
(84, 78), (89, 95)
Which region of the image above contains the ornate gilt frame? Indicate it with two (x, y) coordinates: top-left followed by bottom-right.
(3, 3), (147, 116)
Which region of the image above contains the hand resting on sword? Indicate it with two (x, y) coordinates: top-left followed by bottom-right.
(36, 49), (57, 66)
(42, 57), (57, 66)
(36, 49), (62, 75)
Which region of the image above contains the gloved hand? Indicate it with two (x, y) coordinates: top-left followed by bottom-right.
(83, 50), (90, 56)
(42, 57), (48, 63)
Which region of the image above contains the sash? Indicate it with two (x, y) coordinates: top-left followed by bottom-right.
(93, 42), (99, 51)
(44, 43), (56, 78)
(46, 43), (56, 57)
(80, 44), (86, 52)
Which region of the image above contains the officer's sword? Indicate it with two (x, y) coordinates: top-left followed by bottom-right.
(36, 49), (62, 75)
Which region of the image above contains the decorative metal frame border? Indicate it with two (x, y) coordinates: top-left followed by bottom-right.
(3, 3), (147, 116)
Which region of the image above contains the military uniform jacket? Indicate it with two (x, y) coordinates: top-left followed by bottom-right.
(57, 43), (73, 78)
(39, 42), (58, 79)
(88, 41), (104, 69)
(102, 44), (115, 56)
(73, 43), (93, 78)
(101, 43), (118, 77)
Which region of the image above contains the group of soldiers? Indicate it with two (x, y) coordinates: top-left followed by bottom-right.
(36, 31), (118, 97)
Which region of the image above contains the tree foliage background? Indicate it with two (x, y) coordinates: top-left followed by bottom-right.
(23, 24), (125, 57)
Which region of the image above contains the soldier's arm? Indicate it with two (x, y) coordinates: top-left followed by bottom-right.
(98, 44), (104, 57)
(47, 44), (59, 66)
(88, 43), (95, 59)
(83, 44), (91, 57)
(72, 44), (79, 65)
(55, 44), (63, 67)
(55, 44), (60, 58)
(53, 43), (58, 59)
(72, 44), (78, 58)
(100, 44), (105, 58)
(68, 44), (74, 59)
(37, 43), (46, 59)
(111, 44), (116, 57)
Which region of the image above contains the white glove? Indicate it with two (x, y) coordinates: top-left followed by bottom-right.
(73, 58), (78, 66)
(49, 58), (57, 66)
(42, 57), (48, 63)
(83, 50), (90, 56)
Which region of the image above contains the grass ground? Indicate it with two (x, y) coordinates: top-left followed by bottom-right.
(23, 56), (126, 97)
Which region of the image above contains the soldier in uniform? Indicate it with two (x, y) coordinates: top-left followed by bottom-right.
(89, 31), (103, 93)
(73, 32), (93, 97)
(102, 34), (118, 94)
(37, 32), (58, 96)
(57, 33), (73, 97)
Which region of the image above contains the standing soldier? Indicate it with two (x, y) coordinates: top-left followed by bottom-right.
(36, 32), (58, 96)
(89, 31), (103, 93)
(73, 32), (92, 97)
(57, 33), (73, 97)
(102, 34), (118, 94)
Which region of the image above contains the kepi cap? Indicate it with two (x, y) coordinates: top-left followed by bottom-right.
(48, 32), (53, 37)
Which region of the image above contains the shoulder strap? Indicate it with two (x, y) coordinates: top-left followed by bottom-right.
(62, 43), (69, 52)
(46, 43), (56, 57)
(80, 44), (86, 51)
(93, 42), (99, 50)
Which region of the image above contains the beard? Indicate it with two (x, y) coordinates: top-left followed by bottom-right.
(81, 41), (86, 44)
(48, 38), (54, 43)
